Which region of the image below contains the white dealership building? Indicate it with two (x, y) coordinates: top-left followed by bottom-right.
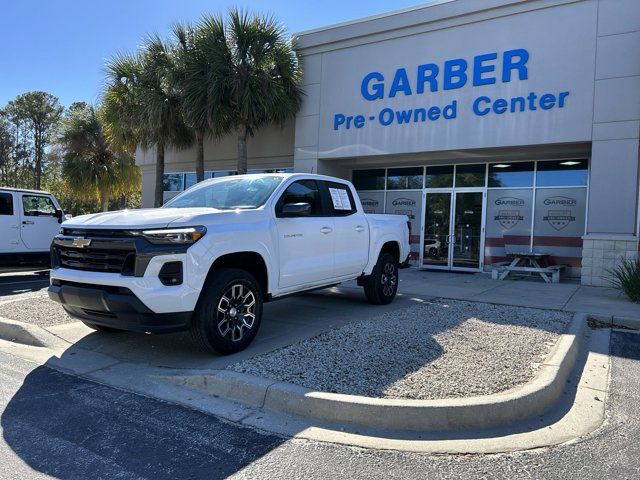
(136, 0), (640, 286)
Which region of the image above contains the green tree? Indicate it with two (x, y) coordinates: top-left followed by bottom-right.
(5, 92), (63, 189)
(218, 9), (303, 174)
(0, 112), (16, 186)
(59, 104), (141, 212)
(103, 39), (192, 207)
(174, 16), (229, 183)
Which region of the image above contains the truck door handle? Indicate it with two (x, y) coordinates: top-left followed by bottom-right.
(320, 226), (333, 234)
(22, 220), (34, 225)
(355, 225), (365, 232)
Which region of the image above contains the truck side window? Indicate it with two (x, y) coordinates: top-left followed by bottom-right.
(276, 180), (323, 216)
(22, 195), (56, 217)
(322, 181), (357, 216)
(0, 193), (13, 216)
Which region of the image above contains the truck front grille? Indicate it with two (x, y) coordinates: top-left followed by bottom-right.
(56, 246), (135, 274)
(52, 233), (138, 275)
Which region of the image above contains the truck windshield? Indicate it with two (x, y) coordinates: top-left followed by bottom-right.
(163, 175), (283, 210)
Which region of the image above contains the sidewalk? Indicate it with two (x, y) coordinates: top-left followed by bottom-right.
(340, 268), (640, 320)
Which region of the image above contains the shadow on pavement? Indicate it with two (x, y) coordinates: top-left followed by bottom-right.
(0, 269), (49, 298)
(609, 329), (640, 361)
(0, 364), (285, 479)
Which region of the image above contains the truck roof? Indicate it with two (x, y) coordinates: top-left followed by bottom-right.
(0, 186), (53, 195)
(198, 172), (353, 184)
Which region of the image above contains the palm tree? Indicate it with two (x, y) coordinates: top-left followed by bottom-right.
(59, 104), (140, 212)
(103, 38), (192, 207)
(220, 9), (304, 174)
(174, 16), (229, 183)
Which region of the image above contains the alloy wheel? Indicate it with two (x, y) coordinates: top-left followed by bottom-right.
(216, 283), (257, 342)
(380, 262), (397, 297)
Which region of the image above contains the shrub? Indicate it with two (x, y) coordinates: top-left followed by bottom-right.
(609, 258), (640, 303)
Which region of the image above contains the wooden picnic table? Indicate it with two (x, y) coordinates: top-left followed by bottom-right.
(491, 251), (566, 283)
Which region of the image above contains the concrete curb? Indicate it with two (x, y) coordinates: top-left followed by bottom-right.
(168, 312), (588, 432)
(590, 313), (640, 331)
(0, 316), (54, 347)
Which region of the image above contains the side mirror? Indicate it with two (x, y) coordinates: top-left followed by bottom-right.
(55, 209), (64, 224)
(279, 202), (311, 218)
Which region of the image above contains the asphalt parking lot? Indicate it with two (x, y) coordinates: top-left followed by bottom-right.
(0, 267), (640, 478)
(0, 268), (49, 299)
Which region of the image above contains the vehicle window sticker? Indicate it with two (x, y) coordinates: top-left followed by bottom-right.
(329, 187), (352, 211)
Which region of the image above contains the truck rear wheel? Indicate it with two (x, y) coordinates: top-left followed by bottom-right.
(363, 253), (398, 305)
(190, 268), (263, 355)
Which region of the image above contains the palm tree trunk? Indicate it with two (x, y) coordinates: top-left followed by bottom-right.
(34, 129), (42, 190)
(236, 126), (248, 175)
(100, 190), (109, 212)
(154, 141), (165, 208)
(196, 131), (205, 183)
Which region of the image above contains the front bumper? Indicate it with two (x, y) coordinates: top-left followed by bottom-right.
(48, 280), (192, 333)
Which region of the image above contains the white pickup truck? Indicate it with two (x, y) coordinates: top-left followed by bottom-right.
(48, 174), (410, 354)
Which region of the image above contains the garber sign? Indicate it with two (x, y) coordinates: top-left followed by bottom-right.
(332, 48), (570, 131)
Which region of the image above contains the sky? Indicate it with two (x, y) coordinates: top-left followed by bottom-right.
(0, 0), (423, 108)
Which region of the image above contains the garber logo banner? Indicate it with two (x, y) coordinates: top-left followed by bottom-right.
(332, 48), (571, 132)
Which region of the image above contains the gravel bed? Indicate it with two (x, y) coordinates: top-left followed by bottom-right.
(229, 300), (571, 400)
(0, 296), (76, 327)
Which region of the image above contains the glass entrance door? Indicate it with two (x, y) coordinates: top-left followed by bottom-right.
(422, 190), (485, 271)
(451, 191), (484, 270)
(422, 192), (451, 268)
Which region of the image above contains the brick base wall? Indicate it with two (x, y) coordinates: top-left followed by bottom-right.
(581, 235), (640, 287)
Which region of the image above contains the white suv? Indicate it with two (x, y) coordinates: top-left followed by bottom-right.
(0, 188), (66, 265)
(49, 174), (410, 354)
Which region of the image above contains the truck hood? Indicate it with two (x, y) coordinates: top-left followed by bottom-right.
(62, 207), (236, 230)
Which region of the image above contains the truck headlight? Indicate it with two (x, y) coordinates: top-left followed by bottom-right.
(141, 226), (206, 245)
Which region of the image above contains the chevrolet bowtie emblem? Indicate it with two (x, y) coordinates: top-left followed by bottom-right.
(71, 237), (91, 248)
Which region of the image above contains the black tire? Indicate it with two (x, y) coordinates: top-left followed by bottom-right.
(81, 321), (123, 333)
(190, 268), (263, 355)
(363, 253), (399, 305)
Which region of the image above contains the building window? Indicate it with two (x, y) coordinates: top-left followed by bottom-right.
(352, 169), (386, 190)
(184, 173), (198, 189)
(425, 165), (453, 188)
(213, 171), (237, 178)
(488, 162), (534, 188)
(163, 173), (184, 192)
(387, 167), (423, 190)
(485, 189), (534, 264)
(455, 164), (486, 188)
(484, 159), (589, 274)
(536, 159), (588, 187)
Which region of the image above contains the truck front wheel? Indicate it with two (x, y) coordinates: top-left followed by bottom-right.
(363, 253), (398, 305)
(190, 268), (263, 355)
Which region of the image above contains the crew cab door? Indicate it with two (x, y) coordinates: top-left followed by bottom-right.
(0, 192), (20, 253)
(275, 179), (335, 289)
(19, 193), (61, 250)
(320, 181), (369, 277)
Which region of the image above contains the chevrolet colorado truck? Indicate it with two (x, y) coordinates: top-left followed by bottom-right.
(48, 174), (410, 354)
